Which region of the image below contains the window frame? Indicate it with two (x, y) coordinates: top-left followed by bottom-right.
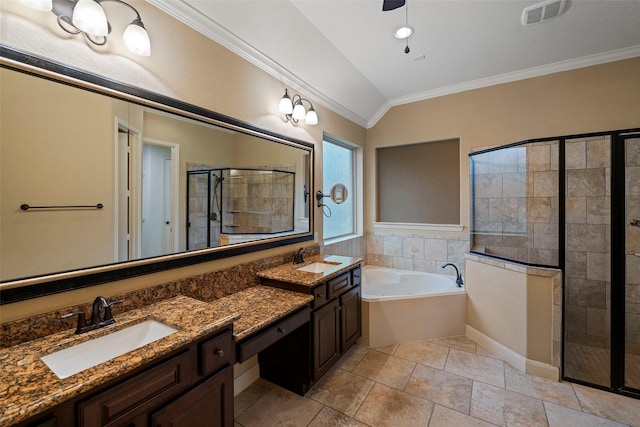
(322, 133), (360, 243)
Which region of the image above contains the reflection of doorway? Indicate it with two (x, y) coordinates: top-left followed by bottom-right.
(141, 140), (179, 258)
(116, 120), (140, 262)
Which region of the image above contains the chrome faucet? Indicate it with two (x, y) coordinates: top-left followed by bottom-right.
(293, 248), (305, 264)
(62, 296), (123, 334)
(441, 263), (464, 287)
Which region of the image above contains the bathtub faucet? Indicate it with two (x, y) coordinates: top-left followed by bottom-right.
(441, 263), (464, 287)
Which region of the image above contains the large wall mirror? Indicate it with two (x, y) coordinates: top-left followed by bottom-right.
(0, 47), (314, 304)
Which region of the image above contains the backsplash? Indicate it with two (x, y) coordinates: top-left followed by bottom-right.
(0, 246), (320, 348)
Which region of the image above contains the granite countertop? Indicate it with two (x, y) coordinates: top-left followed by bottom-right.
(257, 255), (363, 288)
(215, 285), (314, 341)
(0, 286), (314, 426)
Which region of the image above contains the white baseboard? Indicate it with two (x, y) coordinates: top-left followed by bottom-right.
(466, 325), (559, 381)
(234, 363), (260, 396)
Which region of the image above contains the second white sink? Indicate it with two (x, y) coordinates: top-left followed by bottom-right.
(296, 262), (339, 273)
(41, 320), (178, 379)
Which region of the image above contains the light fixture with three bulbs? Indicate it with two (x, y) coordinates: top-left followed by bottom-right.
(278, 89), (318, 126)
(20, 0), (151, 57)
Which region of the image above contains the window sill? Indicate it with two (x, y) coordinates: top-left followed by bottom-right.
(323, 233), (364, 246)
(372, 222), (464, 233)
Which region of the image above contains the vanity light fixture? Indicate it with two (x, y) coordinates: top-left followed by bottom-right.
(279, 89), (318, 126)
(20, 0), (151, 57)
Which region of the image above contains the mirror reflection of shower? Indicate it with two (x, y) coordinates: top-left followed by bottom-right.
(187, 167), (296, 250)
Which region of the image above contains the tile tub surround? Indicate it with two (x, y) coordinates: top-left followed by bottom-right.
(1, 245), (321, 348)
(0, 296), (240, 426)
(365, 231), (469, 277)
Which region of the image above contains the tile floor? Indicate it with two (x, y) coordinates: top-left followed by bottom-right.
(234, 336), (640, 427)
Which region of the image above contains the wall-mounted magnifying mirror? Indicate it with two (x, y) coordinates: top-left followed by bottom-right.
(329, 183), (348, 204)
(316, 183), (349, 217)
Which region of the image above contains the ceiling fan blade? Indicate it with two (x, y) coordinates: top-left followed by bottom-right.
(382, 0), (405, 11)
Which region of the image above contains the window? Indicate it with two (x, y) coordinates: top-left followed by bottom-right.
(376, 139), (460, 224)
(322, 134), (356, 240)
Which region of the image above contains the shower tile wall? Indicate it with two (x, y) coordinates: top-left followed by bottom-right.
(471, 141), (559, 266)
(626, 137), (640, 368)
(223, 168), (294, 234)
(564, 135), (611, 386)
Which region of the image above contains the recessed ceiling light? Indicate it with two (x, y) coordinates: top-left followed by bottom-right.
(394, 26), (413, 39)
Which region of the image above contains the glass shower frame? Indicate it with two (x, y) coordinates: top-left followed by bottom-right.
(186, 167), (296, 251)
(469, 127), (640, 400)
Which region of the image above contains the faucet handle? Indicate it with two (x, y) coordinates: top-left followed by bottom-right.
(102, 299), (124, 324)
(61, 311), (89, 334)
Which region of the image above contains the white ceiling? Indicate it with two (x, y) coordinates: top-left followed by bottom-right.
(149, 0), (640, 128)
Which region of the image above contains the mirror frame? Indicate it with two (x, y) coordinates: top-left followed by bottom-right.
(0, 45), (315, 304)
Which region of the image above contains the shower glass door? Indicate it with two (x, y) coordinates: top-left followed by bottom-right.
(625, 136), (640, 391)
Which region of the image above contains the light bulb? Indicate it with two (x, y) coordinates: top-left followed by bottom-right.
(72, 0), (108, 36)
(123, 19), (151, 56)
(292, 102), (306, 121)
(394, 26), (413, 39)
(305, 107), (318, 125)
(279, 90), (293, 115)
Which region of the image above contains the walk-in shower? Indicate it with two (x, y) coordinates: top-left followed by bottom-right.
(469, 128), (640, 399)
(186, 168), (295, 250)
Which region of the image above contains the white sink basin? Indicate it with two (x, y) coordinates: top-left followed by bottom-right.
(296, 262), (340, 273)
(41, 320), (178, 379)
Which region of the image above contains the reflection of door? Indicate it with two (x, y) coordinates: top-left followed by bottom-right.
(142, 144), (173, 258)
(117, 129), (131, 262)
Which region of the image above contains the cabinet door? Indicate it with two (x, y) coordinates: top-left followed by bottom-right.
(340, 285), (361, 352)
(312, 299), (340, 381)
(151, 365), (234, 427)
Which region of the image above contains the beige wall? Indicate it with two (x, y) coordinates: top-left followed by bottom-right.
(1, 69), (120, 280)
(466, 259), (553, 365)
(366, 57), (640, 233)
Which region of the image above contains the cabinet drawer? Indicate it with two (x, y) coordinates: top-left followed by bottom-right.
(327, 271), (352, 300)
(78, 351), (191, 427)
(152, 365), (234, 427)
(200, 328), (234, 377)
(237, 307), (310, 362)
(311, 283), (328, 309)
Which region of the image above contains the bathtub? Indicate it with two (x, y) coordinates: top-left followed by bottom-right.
(359, 265), (467, 347)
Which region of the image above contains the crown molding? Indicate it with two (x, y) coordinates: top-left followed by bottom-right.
(367, 45), (640, 128)
(148, 0), (369, 128)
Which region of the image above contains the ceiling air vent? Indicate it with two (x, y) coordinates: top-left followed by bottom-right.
(521, 0), (566, 26)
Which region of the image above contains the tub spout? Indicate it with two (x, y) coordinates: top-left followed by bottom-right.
(441, 263), (463, 287)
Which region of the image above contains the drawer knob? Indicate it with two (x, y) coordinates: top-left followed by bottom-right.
(277, 327), (286, 333)
(215, 349), (225, 357)
(316, 294), (323, 299)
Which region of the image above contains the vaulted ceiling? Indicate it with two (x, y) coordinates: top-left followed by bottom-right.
(150, 0), (640, 128)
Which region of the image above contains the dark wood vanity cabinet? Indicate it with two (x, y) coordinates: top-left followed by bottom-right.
(261, 264), (362, 389)
(17, 327), (235, 427)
